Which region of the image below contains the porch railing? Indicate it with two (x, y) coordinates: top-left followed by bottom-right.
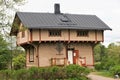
(51, 58), (69, 66)
(77, 57), (86, 66)
(51, 57), (86, 66)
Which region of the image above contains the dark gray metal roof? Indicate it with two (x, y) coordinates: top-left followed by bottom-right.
(16, 12), (111, 30)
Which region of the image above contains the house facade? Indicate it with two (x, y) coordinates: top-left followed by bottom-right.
(10, 4), (111, 68)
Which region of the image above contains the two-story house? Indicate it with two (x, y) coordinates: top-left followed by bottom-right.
(10, 4), (111, 68)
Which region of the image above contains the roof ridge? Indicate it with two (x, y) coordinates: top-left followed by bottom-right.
(16, 11), (96, 16)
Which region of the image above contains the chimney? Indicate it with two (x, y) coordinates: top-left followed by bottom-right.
(54, 4), (61, 14)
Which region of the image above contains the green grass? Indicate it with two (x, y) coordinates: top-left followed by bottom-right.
(92, 71), (114, 78)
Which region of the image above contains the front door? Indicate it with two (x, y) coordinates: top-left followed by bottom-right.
(67, 50), (73, 64)
(73, 50), (79, 64)
(67, 50), (79, 64)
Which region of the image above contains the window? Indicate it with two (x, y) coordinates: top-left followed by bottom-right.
(49, 30), (61, 37)
(21, 31), (25, 38)
(29, 47), (34, 62)
(77, 30), (89, 37)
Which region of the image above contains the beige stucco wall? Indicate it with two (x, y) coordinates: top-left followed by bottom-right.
(70, 30), (96, 41)
(76, 44), (93, 66)
(26, 43), (94, 67)
(97, 30), (103, 41)
(41, 29), (69, 41)
(68, 43), (93, 66)
(32, 29), (39, 41)
(26, 48), (38, 68)
(39, 43), (66, 67)
(17, 30), (29, 45)
(17, 29), (103, 45)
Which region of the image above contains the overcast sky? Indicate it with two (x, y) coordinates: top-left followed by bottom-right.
(20, 0), (120, 46)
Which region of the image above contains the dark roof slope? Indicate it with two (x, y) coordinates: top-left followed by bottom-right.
(16, 12), (111, 30)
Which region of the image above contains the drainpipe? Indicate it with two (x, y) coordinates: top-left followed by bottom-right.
(37, 45), (39, 67)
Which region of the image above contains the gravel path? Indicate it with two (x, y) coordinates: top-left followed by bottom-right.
(88, 73), (119, 80)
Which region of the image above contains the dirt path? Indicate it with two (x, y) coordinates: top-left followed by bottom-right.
(88, 73), (119, 80)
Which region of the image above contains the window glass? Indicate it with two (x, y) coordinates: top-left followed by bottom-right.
(29, 47), (34, 62)
(49, 30), (61, 37)
(21, 31), (25, 38)
(77, 30), (89, 37)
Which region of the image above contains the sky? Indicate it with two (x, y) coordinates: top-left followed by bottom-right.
(20, 0), (120, 46)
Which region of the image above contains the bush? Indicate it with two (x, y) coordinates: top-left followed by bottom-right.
(110, 65), (120, 76)
(13, 69), (29, 80)
(13, 54), (26, 70)
(0, 70), (13, 80)
(0, 65), (90, 80)
(65, 64), (90, 79)
(28, 67), (41, 80)
(95, 63), (102, 70)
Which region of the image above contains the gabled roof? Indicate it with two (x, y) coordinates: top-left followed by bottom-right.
(17, 12), (111, 30)
(10, 12), (111, 35)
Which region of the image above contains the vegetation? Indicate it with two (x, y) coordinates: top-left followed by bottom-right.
(0, 0), (120, 79)
(0, 35), (11, 70)
(0, 0), (26, 70)
(93, 71), (113, 78)
(0, 34), (25, 70)
(94, 42), (120, 77)
(0, 65), (90, 80)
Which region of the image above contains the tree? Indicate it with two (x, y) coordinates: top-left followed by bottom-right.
(0, 0), (25, 35)
(0, 35), (11, 69)
(107, 43), (120, 64)
(94, 42), (120, 70)
(94, 43), (106, 62)
(0, 0), (26, 70)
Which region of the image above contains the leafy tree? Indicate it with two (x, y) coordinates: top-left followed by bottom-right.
(107, 43), (120, 64)
(0, 0), (26, 70)
(0, 0), (25, 37)
(94, 43), (120, 70)
(94, 43), (106, 62)
(94, 44), (101, 62)
(0, 35), (11, 70)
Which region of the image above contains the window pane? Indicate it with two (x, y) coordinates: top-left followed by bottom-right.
(22, 31), (25, 38)
(77, 30), (88, 37)
(49, 30), (61, 37)
(29, 47), (34, 62)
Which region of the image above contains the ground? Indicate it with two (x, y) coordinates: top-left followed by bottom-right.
(88, 73), (118, 80)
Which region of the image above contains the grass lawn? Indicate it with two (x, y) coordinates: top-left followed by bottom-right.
(92, 71), (114, 78)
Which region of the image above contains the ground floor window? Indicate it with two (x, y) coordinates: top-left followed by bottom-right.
(29, 46), (34, 62)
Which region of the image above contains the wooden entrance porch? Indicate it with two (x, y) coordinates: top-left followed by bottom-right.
(51, 57), (86, 66)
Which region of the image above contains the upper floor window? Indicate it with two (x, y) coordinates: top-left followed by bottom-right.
(49, 30), (61, 37)
(77, 30), (89, 37)
(21, 31), (25, 38)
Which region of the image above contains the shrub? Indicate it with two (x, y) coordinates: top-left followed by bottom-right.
(65, 64), (90, 79)
(13, 54), (25, 70)
(110, 65), (120, 76)
(13, 69), (29, 80)
(95, 63), (102, 70)
(0, 70), (13, 80)
(28, 67), (41, 80)
(0, 65), (90, 80)
(39, 67), (51, 80)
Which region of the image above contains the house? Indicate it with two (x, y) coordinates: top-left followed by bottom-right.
(10, 4), (111, 68)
